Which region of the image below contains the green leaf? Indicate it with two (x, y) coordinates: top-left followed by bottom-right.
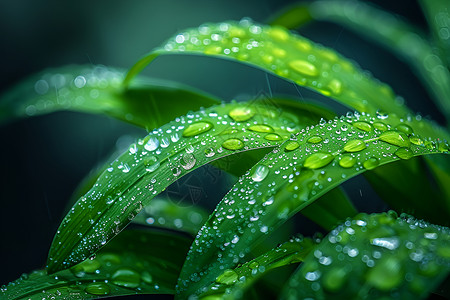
(1, 229), (191, 299)
(132, 198), (210, 235)
(420, 0), (450, 67)
(270, 1), (450, 121)
(0, 64), (220, 129)
(198, 236), (315, 299)
(47, 101), (307, 273)
(124, 20), (409, 116)
(281, 211), (450, 299)
(176, 112), (449, 297)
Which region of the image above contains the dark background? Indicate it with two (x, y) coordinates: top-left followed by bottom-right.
(0, 0), (442, 296)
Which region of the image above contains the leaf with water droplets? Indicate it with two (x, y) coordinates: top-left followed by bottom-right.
(0, 229), (191, 299)
(176, 112), (448, 297)
(281, 212), (450, 299)
(0, 64), (220, 129)
(47, 101), (306, 273)
(197, 237), (315, 299)
(124, 20), (410, 116)
(269, 1), (450, 120)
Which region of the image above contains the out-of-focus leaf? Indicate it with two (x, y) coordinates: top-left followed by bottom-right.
(1, 229), (191, 299)
(47, 101), (307, 274)
(0, 64), (220, 130)
(176, 112), (449, 298)
(281, 211), (450, 299)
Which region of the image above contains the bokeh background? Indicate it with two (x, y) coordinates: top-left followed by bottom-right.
(0, 0), (442, 297)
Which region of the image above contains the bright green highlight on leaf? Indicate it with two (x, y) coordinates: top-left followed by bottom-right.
(281, 212), (450, 299)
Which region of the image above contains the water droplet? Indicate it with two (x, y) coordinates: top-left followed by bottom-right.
(74, 76), (87, 88)
(327, 79), (342, 95)
(182, 121), (213, 137)
(144, 137), (159, 151)
(366, 256), (403, 291)
(376, 110), (389, 119)
(229, 106), (254, 122)
(222, 138), (244, 150)
(285, 141), (300, 151)
(396, 124), (413, 135)
(373, 122), (388, 131)
(34, 79), (49, 95)
(304, 152), (334, 169)
(339, 155), (356, 168)
(172, 167), (182, 177)
(144, 156), (160, 172)
(85, 282), (110, 295)
(204, 147), (215, 157)
(181, 153), (196, 170)
(111, 268), (141, 288)
(252, 165), (269, 182)
(394, 147), (413, 160)
(248, 124), (274, 133)
(363, 157), (379, 170)
(264, 133), (283, 141)
(307, 136), (323, 144)
(267, 27), (289, 41)
(343, 139), (367, 152)
(353, 121), (373, 132)
(288, 60), (319, 77)
(216, 269), (238, 285)
(141, 271), (153, 284)
(409, 135), (423, 145)
(379, 131), (410, 147)
(71, 259), (101, 277)
(438, 141), (449, 153)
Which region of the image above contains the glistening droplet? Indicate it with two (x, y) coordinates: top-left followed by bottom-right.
(248, 124), (274, 133)
(395, 147), (413, 160)
(182, 121), (213, 137)
(288, 60), (319, 77)
(304, 152), (334, 169)
(252, 165), (269, 182)
(111, 268), (141, 288)
(343, 139), (367, 152)
(363, 157), (379, 170)
(222, 138), (244, 150)
(85, 282), (110, 295)
(339, 155), (356, 168)
(285, 141), (300, 151)
(229, 107), (254, 122)
(379, 131), (410, 147)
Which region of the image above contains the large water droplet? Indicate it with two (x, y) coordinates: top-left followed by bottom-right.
(304, 152), (334, 169)
(248, 124), (274, 133)
(307, 136), (323, 144)
(373, 122), (388, 131)
(264, 133), (283, 141)
(182, 121), (213, 137)
(339, 155), (356, 168)
(204, 147), (216, 157)
(216, 269), (238, 285)
(144, 156), (160, 172)
(85, 282), (110, 295)
(252, 165), (269, 182)
(395, 147), (413, 160)
(144, 137), (160, 151)
(285, 141), (300, 151)
(353, 121), (373, 132)
(396, 124), (413, 135)
(363, 157), (379, 170)
(181, 153), (196, 170)
(229, 106), (254, 122)
(288, 60), (319, 77)
(222, 138), (244, 150)
(111, 268), (141, 288)
(343, 139), (367, 152)
(379, 131), (410, 147)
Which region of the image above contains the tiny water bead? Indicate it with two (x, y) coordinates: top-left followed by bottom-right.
(379, 131), (411, 147)
(222, 138), (245, 150)
(343, 139), (367, 152)
(304, 152), (335, 169)
(182, 121), (213, 137)
(229, 106), (254, 122)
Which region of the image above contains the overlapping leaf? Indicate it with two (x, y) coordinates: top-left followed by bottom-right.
(124, 20), (409, 116)
(47, 101), (309, 273)
(176, 112), (449, 297)
(281, 212), (450, 299)
(0, 64), (220, 129)
(1, 229), (191, 299)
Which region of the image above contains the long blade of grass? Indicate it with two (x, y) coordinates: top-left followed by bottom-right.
(281, 211), (450, 299)
(1, 229), (191, 299)
(269, 1), (450, 121)
(124, 20), (410, 116)
(176, 112), (449, 297)
(46, 101), (307, 273)
(0, 64), (220, 129)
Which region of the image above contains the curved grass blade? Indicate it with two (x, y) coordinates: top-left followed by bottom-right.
(132, 198), (210, 235)
(270, 1), (450, 121)
(281, 211), (450, 299)
(176, 112), (449, 297)
(197, 236), (315, 299)
(420, 0), (450, 67)
(1, 229), (191, 299)
(47, 101), (306, 273)
(0, 64), (220, 129)
(124, 20), (409, 116)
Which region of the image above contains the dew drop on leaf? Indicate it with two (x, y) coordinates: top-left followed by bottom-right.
(285, 141), (300, 151)
(252, 165), (269, 182)
(85, 282), (110, 295)
(363, 157), (380, 170)
(248, 124), (274, 133)
(353, 121), (373, 132)
(229, 106), (254, 122)
(288, 60), (319, 77)
(394, 147), (413, 160)
(373, 122), (388, 131)
(339, 155), (356, 168)
(111, 268), (141, 288)
(304, 152), (335, 169)
(222, 138), (244, 150)
(396, 124), (414, 135)
(182, 121), (213, 137)
(343, 139), (367, 152)
(307, 136), (323, 144)
(216, 269), (238, 285)
(264, 133), (283, 141)
(379, 131), (411, 147)
(144, 156), (160, 172)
